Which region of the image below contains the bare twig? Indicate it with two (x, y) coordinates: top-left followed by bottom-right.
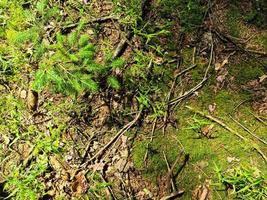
(186, 106), (267, 162)
(165, 151), (187, 191)
(163, 63), (197, 134)
(100, 173), (118, 200)
(143, 117), (157, 164)
(80, 134), (97, 166)
(169, 33), (213, 106)
(82, 110), (142, 166)
(63, 15), (119, 30)
(229, 115), (267, 145)
(249, 111), (267, 126)
(112, 31), (133, 59)
(163, 151), (176, 192)
(169, 78), (207, 105)
(160, 190), (185, 200)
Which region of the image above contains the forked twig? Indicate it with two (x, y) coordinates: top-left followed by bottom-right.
(169, 33), (213, 106)
(163, 151), (176, 192)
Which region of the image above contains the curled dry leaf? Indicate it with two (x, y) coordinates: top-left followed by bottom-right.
(215, 51), (236, 71)
(49, 155), (69, 181)
(27, 89), (38, 111)
(227, 156), (240, 163)
(121, 135), (128, 148)
(89, 162), (106, 171)
(208, 103), (216, 114)
(192, 180), (212, 200)
(200, 124), (215, 138)
(72, 171), (89, 195)
(216, 71), (228, 83)
(20, 90), (27, 99)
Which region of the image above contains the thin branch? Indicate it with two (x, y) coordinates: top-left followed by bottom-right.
(62, 15), (119, 30)
(81, 110), (142, 166)
(143, 117), (157, 164)
(163, 151), (176, 192)
(169, 33), (213, 106)
(186, 106), (267, 162)
(160, 190), (185, 200)
(229, 115), (267, 145)
(249, 111), (267, 126)
(169, 78), (207, 105)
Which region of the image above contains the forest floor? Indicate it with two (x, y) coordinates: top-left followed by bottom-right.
(0, 0), (267, 200)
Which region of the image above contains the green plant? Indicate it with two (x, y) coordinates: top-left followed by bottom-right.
(185, 115), (211, 131)
(32, 31), (124, 96)
(214, 165), (267, 200)
(4, 155), (48, 200)
(157, 0), (206, 31)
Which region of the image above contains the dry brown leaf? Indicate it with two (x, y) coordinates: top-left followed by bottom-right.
(215, 52), (235, 71)
(72, 171), (88, 195)
(200, 124), (214, 138)
(49, 155), (69, 180)
(121, 135), (128, 148)
(89, 162), (106, 171)
(208, 103), (216, 114)
(27, 89), (38, 111)
(192, 180), (212, 200)
(20, 90), (27, 99)
(215, 58), (228, 71)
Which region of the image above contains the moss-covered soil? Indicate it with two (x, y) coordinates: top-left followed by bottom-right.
(0, 0), (266, 199)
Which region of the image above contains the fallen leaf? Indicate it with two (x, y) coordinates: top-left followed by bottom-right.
(208, 103), (216, 114)
(216, 71), (228, 83)
(115, 158), (127, 172)
(197, 161), (209, 169)
(215, 52), (235, 71)
(192, 180), (212, 200)
(227, 157), (240, 163)
(20, 90), (27, 99)
(200, 124), (214, 138)
(215, 58), (228, 71)
(27, 89), (38, 111)
(121, 135), (128, 148)
(89, 162), (106, 171)
(72, 171), (88, 195)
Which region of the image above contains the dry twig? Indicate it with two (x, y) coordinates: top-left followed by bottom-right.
(186, 106), (267, 162)
(229, 115), (267, 145)
(82, 110), (142, 167)
(163, 151), (176, 192)
(143, 117), (157, 164)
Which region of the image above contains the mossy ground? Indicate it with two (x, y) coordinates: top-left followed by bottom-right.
(132, 57), (267, 199)
(1, 1), (266, 199)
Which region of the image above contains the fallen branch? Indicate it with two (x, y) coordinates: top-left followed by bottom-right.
(169, 78), (207, 106)
(163, 151), (176, 192)
(163, 63), (196, 134)
(165, 151), (189, 192)
(62, 15), (119, 30)
(143, 117), (157, 164)
(229, 115), (267, 145)
(160, 190), (185, 200)
(112, 0), (152, 60)
(186, 106), (267, 162)
(82, 110), (142, 166)
(249, 111), (267, 127)
(112, 31), (133, 59)
(169, 33), (213, 106)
